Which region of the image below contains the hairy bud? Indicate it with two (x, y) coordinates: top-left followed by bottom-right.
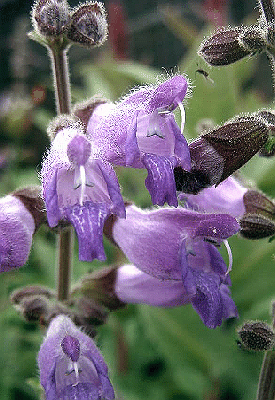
(243, 190), (275, 219)
(256, 110), (275, 156)
(31, 0), (70, 37)
(176, 116), (269, 194)
(199, 25), (266, 66)
(238, 321), (275, 351)
(66, 2), (108, 47)
(240, 214), (275, 239)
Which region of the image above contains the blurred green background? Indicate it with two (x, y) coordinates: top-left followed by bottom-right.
(1, 0), (275, 399)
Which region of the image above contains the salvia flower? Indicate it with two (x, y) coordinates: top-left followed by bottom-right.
(0, 194), (37, 272)
(41, 122), (125, 261)
(110, 205), (239, 328)
(86, 75), (191, 206)
(38, 315), (115, 400)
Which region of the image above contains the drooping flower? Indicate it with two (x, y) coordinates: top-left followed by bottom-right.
(41, 122), (125, 261)
(110, 205), (239, 328)
(38, 314), (115, 400)
(0, 188), (45, 272)
(86, 75), (191, 206)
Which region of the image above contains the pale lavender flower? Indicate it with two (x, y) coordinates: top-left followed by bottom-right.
(38, 315), (115, 400)
(87, 75), (191, 206)
(41, 124), (125, 261)
(0, 195), (35, 272)
(111, 205), (239, 328)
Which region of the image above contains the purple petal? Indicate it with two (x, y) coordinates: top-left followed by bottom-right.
(142, 153), (178, 206)
(168, 117), (191, 171)
(96, 160), (125, 218)
(194, 213), (240, 240)
(125, 111), (141, 167)
(67, 135), (91, 166)
(191, 271), (224, 328)
(179, 176), (247, 218)
(0, 195), (35, 272)
(115, 264), (190, 307)
(61, 336), (80, 362)
(64, 201), (109, 261)
(147, 75), (188, 113)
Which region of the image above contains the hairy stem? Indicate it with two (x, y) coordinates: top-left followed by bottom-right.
(257, 351), (275, 400)
(48, 39), (73, 301)
(49, 41), (71, 115)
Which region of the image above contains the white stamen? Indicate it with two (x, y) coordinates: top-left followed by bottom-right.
(224, 240), (233, 275)
(79, 165), (86, 206)
(72, 362), (80, 386)
(176, 100), (185, 135)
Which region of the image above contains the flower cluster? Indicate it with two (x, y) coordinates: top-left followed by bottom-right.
(4, 0), (275, 398)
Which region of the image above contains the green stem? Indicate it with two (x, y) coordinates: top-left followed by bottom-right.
(48, 39), (73, 301)
(257, 351), (275, 400)
(49, 41), (71, 115)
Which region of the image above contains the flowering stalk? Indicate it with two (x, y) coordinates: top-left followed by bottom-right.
(47, 39), (73, 301)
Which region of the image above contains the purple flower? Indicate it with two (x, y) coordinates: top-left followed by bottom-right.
(179, 176), (248, 219)
(41, 124), (125, 261)
(38, 315), (115, 400)
(111, 205), (239, 328)
(87, 75), (191, 206)
(115, 264), (238, 324)
(0, 195), (35, 272)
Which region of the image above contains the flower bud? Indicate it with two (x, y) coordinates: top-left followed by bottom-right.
(199, 25), (267, 66)
(243, 190), (275, 219)
(238, 321), (275, 351)
(240, 214), (275, 239)
(31, 0), (70, 38)
(180, 116), (269, 194)
(66, 2), (108, 48)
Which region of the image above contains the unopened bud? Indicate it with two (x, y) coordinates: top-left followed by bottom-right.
(189, 116), (268, 189)
(256, 110), (275, 156)
(243, 190), (275, 219)
(240, 214), (275, 239)
(199, 27), (251, 66)
(31, 0), (70, 37)
(66, 2), (108, 48)
(238, 321), (275, 351)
